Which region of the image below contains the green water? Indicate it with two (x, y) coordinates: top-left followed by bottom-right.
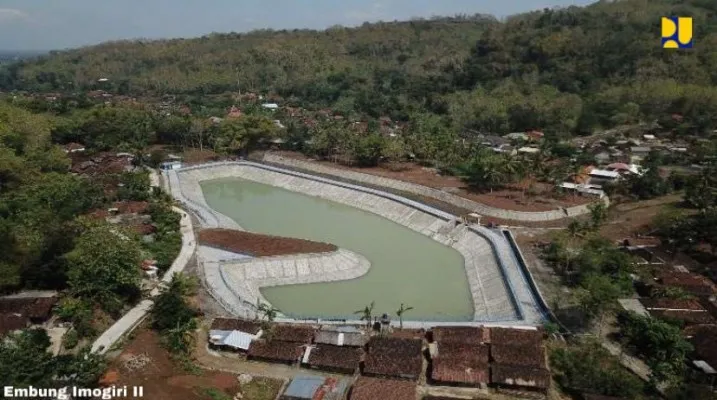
(201, 177), (473, 321)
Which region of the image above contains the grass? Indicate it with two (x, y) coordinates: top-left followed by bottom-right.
(240, 377), (284, 400)
(201, 388), (232, 400)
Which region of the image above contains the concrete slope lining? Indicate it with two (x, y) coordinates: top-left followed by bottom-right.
(177, 164), (520, 322)
(174, 162), (546, 325)
(263, 153), (609, 221)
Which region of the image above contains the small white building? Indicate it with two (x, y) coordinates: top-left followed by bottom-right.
(261, 103), (279, 110)
(517, 146), (540, 154)
(589, 168), (621, 181)
(64, 143), (86, 153)
(558, 182), (606, 198)
(159, 161), (182, 170)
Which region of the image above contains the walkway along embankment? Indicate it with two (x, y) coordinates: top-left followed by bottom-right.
(91, 172), (197, 354)
(169, 161), (550, 327)
(262, 153), (609, 222)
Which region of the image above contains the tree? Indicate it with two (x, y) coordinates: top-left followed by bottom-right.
(215, 115), (276, 155)
(257, 302), (280, 323)
(354, 301), (375, 329)
(150, 273), (198, 354)
(396, 303), (414, 329)
(117, 171), (151, 201)
(381, 137), (407, 164)
(577, 274), (621, 331)
(684, 163), (717, 210)
(0, 329), (56, 388)
(53, 348), (107, 387)
(454, 149), (515, 192)
(618, 311), (693, 385)
(65, 224), (142, 313)
(587, 202), (608, 231)
(352, 134), (385, 167)
(550, 339), (645, 398)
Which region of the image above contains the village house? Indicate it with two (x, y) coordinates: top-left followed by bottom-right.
(684, 325), (717, 384)
(363, 337), (423, 381)
(64, 142), (86, 153)
(209, 318), (264, 352)
(504, 132), (529, 141)
(639, 298), (716, 326)
(655, 271), (717, 298)
(349, 377), (417, 400)
(280, 376), (350, 400)
(587, 168), (621, 186)
(605, 162), (641, 176)
(247, 340), (305, 365)
(430, 341), (490, 387)
(488, 327), (549, 392)
(0, 291), (59, 336)
(629, 146), (652, 163)
(303, 345), (362, 374)
(517, 146), (540, 155)
(226, 105), (243, 118)
(313, 325), (368, 347)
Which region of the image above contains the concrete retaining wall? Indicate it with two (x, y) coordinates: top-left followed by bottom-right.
(172, 161), (547, 325)
(263, 153), (608, 222)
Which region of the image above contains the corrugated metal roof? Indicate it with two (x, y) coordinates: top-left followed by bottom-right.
(222, 331), (255, 350)
(209, 329), (257, 350)
(282, 376), (349, 400)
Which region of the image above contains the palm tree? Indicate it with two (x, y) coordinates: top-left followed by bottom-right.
(396, 303), (414, 329)
(257, 302), (280, 323)
(354, 301), (375, 329)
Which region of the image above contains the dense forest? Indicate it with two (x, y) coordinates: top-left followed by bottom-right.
(4, 0), (717, 136)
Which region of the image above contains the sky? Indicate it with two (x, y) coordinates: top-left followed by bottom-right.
(0, 0), (596, 51)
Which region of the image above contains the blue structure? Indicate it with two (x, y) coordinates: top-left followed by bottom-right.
(281, 375), (349, 400)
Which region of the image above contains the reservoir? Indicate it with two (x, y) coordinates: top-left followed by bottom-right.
(201, 177), (474, 321)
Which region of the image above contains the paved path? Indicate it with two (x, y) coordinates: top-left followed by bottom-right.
(601, 340), (667, 394)
(91, 173), (197, 354)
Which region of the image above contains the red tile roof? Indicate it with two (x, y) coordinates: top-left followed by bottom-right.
(490, 364), (551, 390)
(112, 201), (150, 214)
(640, 298), (705, 311)
(432, 326), (490, 345)
(210, 318), (262, 334)
(306, 345), (362, 374)
(349, 377), (416, 400)
(364, 337), (423, 380)
(688, 325), (717, 369)
(270, 324), (315, 343)
(0, 313), (28, 336)
(247, 340), (303, 364)
(435, 342), (489, 363)
(650, 310), (716, 326)
(491, 344), (547, 368)
(657, 272), (716, 297)
(0, 296), (58, 320)
(431, 358), (489, 385)
(489, 327), (543, 347)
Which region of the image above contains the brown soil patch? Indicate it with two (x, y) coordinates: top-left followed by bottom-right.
(598, 194), (685, 240)
(183, 149), (220, 165)
(273, 151), (590, 212)
(109, 328), (282, 400)
(198, 228), (337, 257)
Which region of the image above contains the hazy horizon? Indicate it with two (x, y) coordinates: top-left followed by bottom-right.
(0, 0), (596, 52)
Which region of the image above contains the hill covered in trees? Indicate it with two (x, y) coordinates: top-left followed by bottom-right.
(3, 0), (717, 136)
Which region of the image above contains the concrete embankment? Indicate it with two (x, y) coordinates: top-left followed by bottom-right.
(200, 246), (371, 320)
(262, 153), (608, 222)
(170, 162), (545, 325)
